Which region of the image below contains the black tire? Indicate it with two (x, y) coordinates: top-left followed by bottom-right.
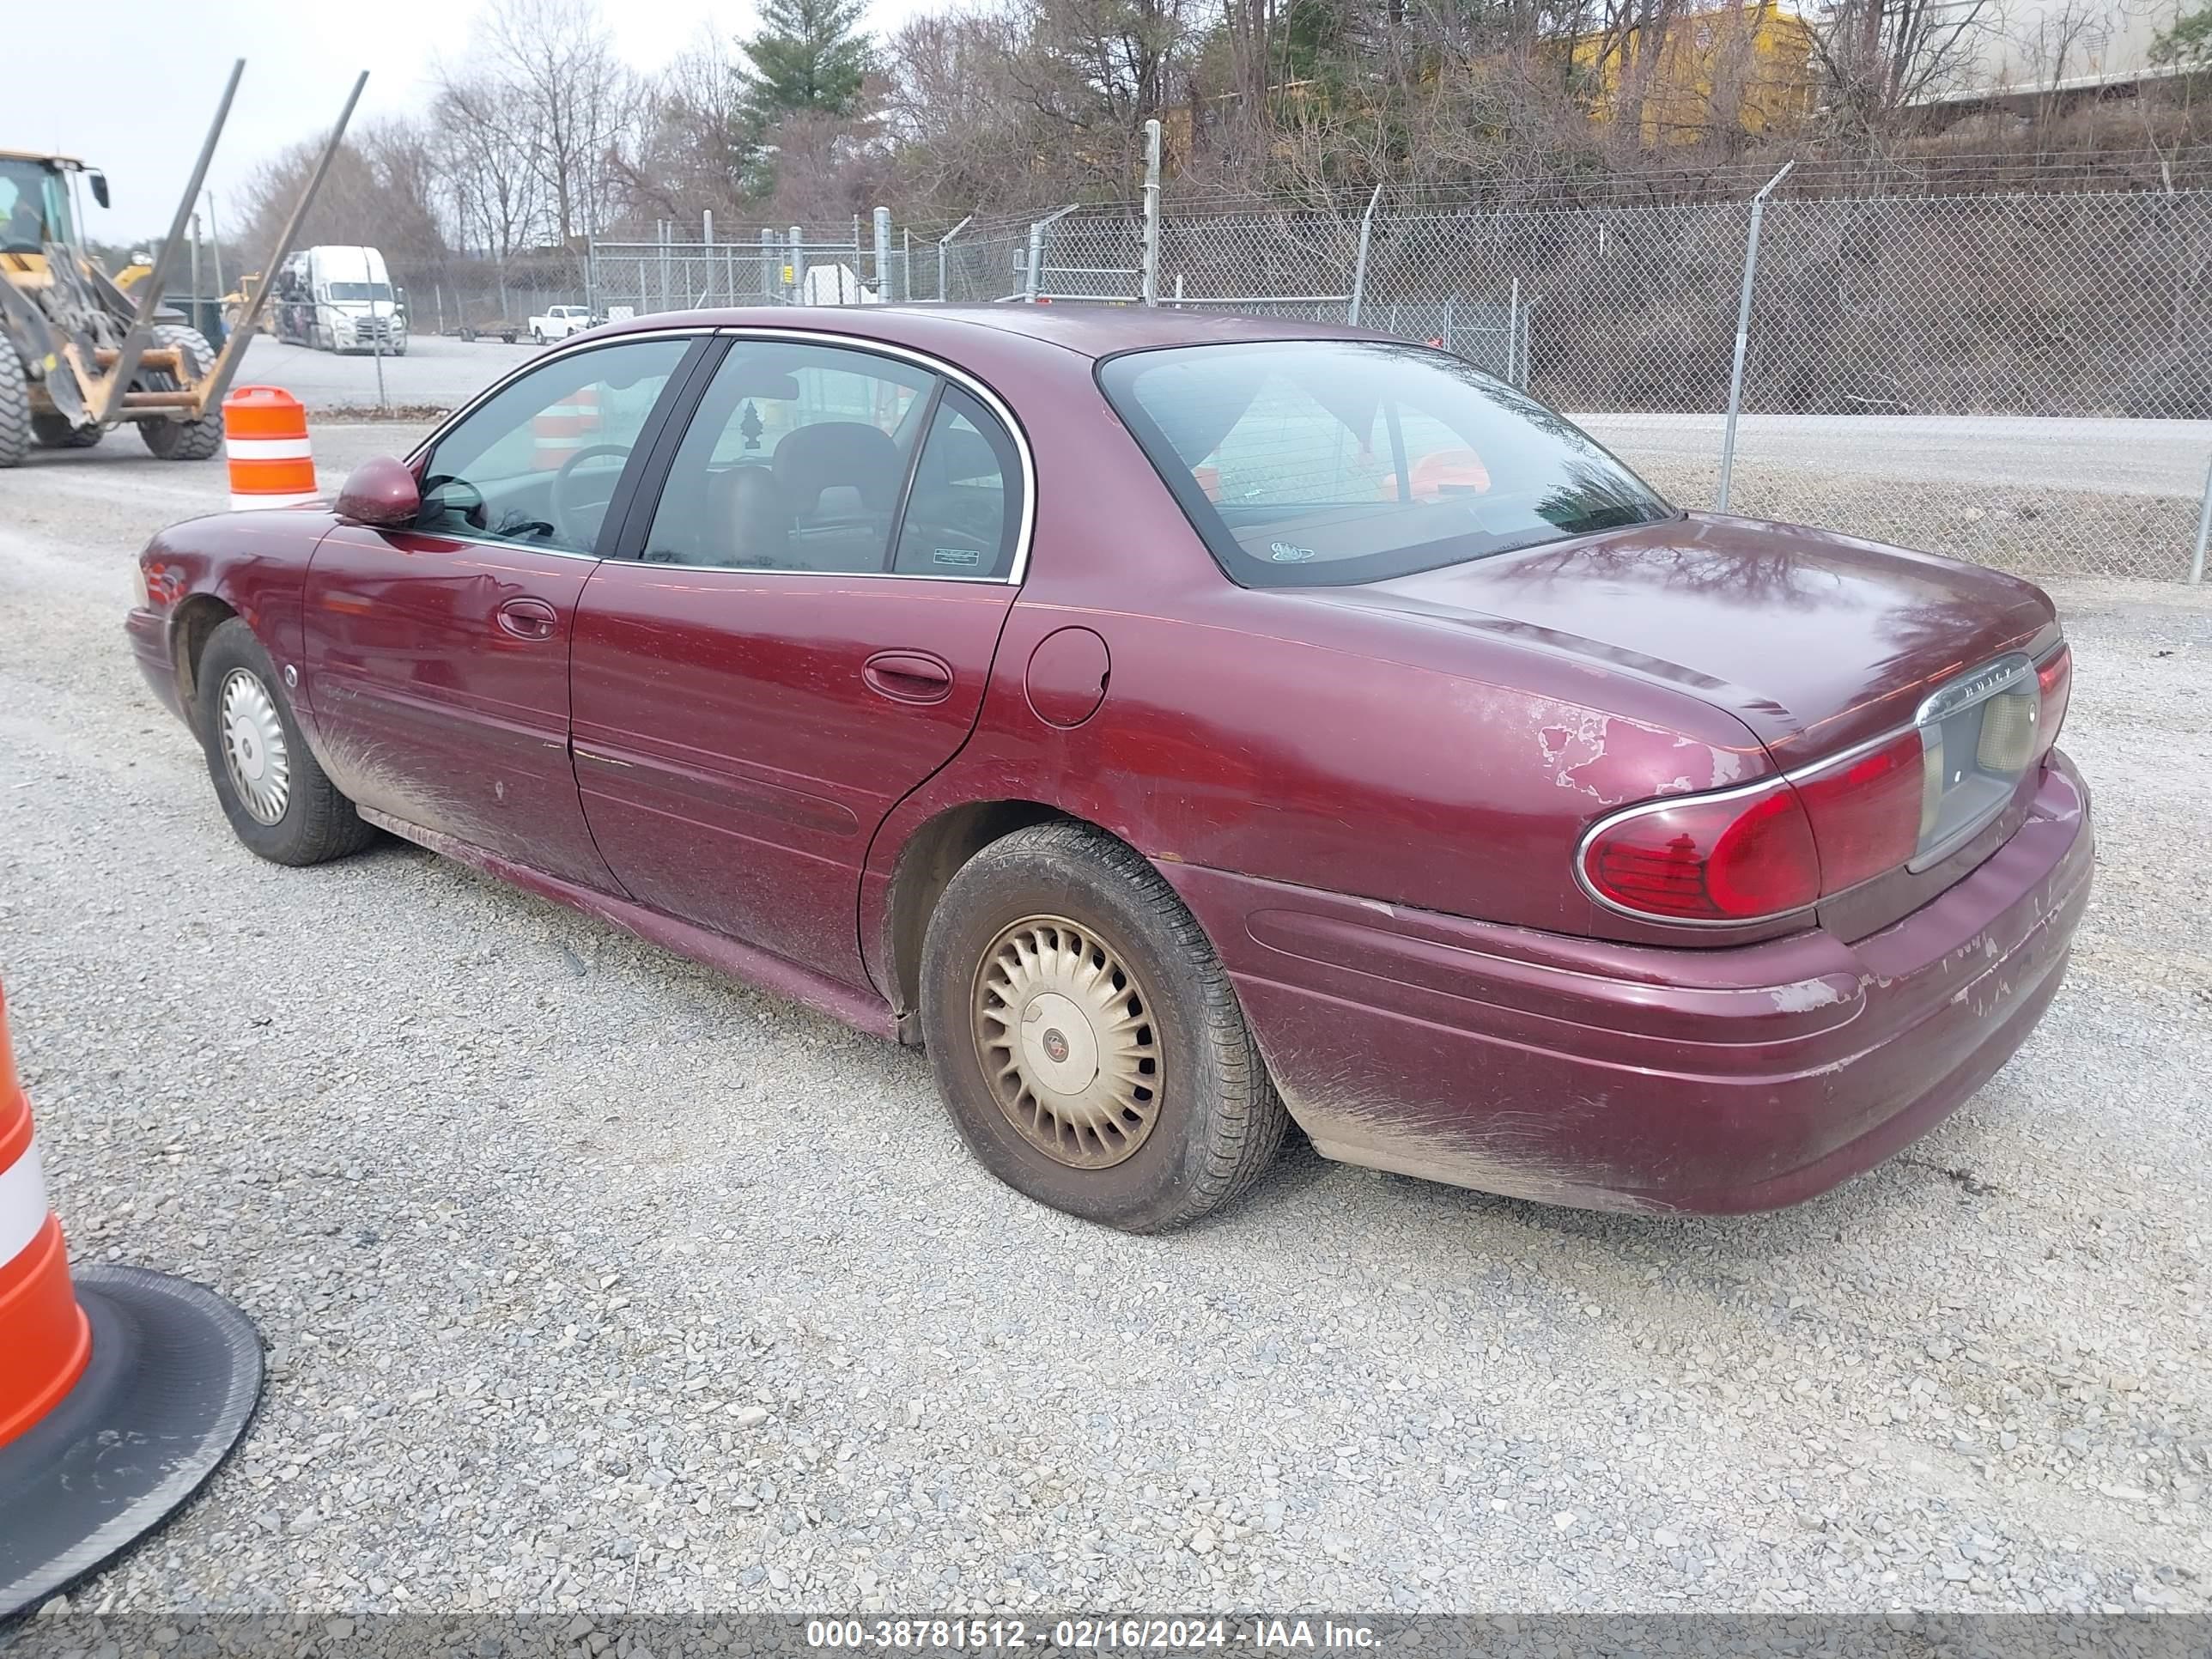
(0, 346), (28, 468)
(532, 328), (545, 344)
(32, 413), (104, 448)
(920, 822), (1286, 1232)
(194, 618), (377, 866)
(136, 325), (223, 460)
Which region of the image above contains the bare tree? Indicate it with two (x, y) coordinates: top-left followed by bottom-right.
(463, 0), (640, 244)
(1808, 0), (1997, 135)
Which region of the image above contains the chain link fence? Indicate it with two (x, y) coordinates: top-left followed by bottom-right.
(585, 184), (2212, 580)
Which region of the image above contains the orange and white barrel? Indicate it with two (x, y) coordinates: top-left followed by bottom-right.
(532, 385), (600, 471)
(222, 386), (319, 511)
(0, 989), (90, 1454)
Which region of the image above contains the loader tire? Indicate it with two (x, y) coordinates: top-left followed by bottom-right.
(0, 346), (28, 469)
(137, 325), (224, 461)
(33, 414), (105, 448)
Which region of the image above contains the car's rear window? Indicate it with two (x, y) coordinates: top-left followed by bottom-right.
(1097, 340), (1674, 587)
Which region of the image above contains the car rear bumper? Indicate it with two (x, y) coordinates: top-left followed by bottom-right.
(1161, 750), (2092, 1214)
(125, 606), (187, 724)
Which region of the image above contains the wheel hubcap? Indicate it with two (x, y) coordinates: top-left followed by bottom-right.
(974, 915), (1162, 1170)
(218, 667), (291, 825)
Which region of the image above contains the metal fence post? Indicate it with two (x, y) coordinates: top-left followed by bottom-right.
(1717, 161), (1795, 515)
(1348, 183), (1383, 325)
(1141, 118), (1163, 307)
(873, 206), (892, 304)
(1507, 279), (1519, 381)
(584, 235), (597, 319)
(702, 210), (714, 307)
(1027, 204), (1077, 303)
(658, 220), (672, 313)
(938, 216), (970, 304)
(760, 228), (775, 301)
(2191, 452), (2211, 584)
(789, 226), (805, 303)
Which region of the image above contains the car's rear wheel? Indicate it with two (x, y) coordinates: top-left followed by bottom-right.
(920, 823), (1286, 1232)
(194, 618), (376, 866)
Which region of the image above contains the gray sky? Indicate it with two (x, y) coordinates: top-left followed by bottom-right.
(12, 0), (933, 245)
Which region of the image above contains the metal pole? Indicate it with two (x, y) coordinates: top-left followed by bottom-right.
(1717, 161), (1795, 515)
(585, 234), (598, 318)
(702, 210), (714, 307)
(1347, 182), (1383, 326)
(789, 226), (805, 303)
(937, 215), (970, 304)
(873, 205), (891, 304)
(1174, 272), (1184, 306)
(368, 258), (386, 411)
(659, 221), (671, 312)
(1507, 278), (1518, 383)
(190, 212), (203, 326)
(2191, 452), (2211, 584)
(204, 192), (224, 315)
(761, 228), (775, 301)
(1026, 204), (1077, 304)
(903, 228), (912, 303)
(1141, 118), (1163, 307)
(201, 68), (367, 412)
(102, 58), (245, 421)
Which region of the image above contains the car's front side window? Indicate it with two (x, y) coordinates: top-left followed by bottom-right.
(414, 337), (690, 556)
(640, 340), (937, 572)
(1099, 340), (1674, 587)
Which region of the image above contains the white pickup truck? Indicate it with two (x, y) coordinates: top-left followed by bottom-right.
(528, 306), (600, 343)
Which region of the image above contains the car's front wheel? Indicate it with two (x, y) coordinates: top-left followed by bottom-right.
(194, 618), (377, 866)
(920, 823), (1287, 1232)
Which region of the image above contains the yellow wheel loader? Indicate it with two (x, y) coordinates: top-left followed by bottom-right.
(0, 63), (366, 470)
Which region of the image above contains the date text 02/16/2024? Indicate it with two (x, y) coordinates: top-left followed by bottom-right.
(804, 1620), (1380, 1650)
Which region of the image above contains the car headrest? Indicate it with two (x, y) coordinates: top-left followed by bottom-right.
(773, 422), (900, 514)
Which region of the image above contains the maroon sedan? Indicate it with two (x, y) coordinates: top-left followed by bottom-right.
(125, 308), (2090, 1231)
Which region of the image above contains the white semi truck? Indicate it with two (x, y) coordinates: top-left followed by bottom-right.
(272, 245), (407, 356)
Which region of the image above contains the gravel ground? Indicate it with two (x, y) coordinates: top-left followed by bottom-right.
(1, 422), (2209, 1628)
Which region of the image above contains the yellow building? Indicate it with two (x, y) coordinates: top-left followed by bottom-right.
(1568, 1), (1817, 148)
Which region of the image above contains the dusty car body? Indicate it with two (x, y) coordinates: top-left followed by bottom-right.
(125, 307), (2090, 1228)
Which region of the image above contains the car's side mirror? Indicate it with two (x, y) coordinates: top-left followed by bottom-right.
(334, 457), (421, 529)
(88, 173), (110, 210)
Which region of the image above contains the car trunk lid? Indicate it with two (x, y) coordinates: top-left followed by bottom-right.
(1326, 513), (2063, 939)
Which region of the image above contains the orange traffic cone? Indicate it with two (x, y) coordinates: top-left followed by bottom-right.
(0, 981), (263, 1619)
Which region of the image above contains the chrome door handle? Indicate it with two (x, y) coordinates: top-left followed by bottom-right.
(862, 651), (953, 704)
(496, 598), (560, 641)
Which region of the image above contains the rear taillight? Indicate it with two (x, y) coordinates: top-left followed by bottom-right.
(2034, 644), (2071, 762)
(1585, 643), (2074, 927)
(1580, 781), (1820, 922)
(1794, 730), (1924, 894)
(1583, 731), (1929, 924)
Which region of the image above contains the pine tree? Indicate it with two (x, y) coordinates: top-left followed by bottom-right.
(738, 0), (872, 125)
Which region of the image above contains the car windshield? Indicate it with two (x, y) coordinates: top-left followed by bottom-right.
(329, 282), (392, 302)
(1098, 339), (1674, 587)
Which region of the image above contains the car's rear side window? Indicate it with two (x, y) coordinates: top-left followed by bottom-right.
(1098, 340), (1673, 587)
(891, 386), (1024, 579)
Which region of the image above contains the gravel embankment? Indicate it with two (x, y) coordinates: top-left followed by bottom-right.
(0, 416), (2207, 1631)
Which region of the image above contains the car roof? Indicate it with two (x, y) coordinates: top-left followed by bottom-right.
(596, 303), (1384, 365)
